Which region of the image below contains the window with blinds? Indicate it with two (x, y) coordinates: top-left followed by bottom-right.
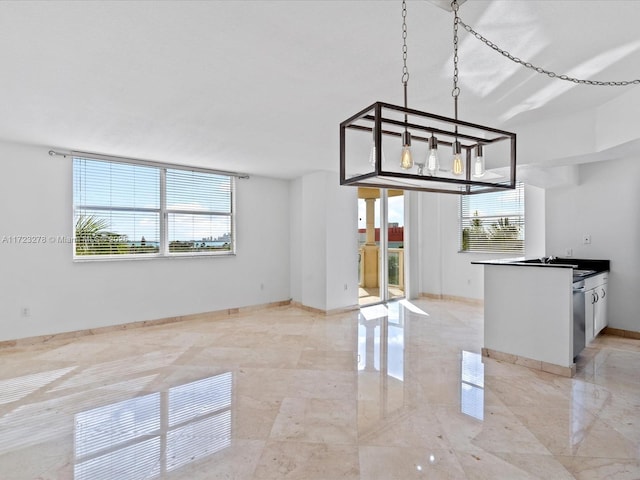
(460, 182), (524, 254)
(73, 156), (234, 258)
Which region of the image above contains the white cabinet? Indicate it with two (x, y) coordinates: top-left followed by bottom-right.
(483, 264), (575, 368)
(594, 280), (608, 335)
(585, 292), (594, 344)
(585, 272), (608, 343)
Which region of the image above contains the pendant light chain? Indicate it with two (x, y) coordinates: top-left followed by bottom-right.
(451, 0), (460, 121)
(401, 0), (410, 110)
(457, 19), (640, 86)
(451, 0), (462, 163)
(399, 0), (413, 169)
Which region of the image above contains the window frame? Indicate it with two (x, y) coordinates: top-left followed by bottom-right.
(73, 153), (236, 261)
(459, 181), (525, 255)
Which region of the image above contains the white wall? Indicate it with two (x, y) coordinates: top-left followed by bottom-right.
(595, 87), (640, 152)
(418, 193), (443, 297)
(300, 172), (328, 310)
(0, 141), (291, 342)
(419, 192), (494, 300)
(289, 177), (303, 304)
(546, 155), (640, 332)
(419, 184), (546, 300)
(289, 171), (358, 311)
(516, 110), (597, 167)
(524, 184), (545, 257)
(324, 174), (359, 311)
(516, 87), (640, 169)
(404, 191), (421, 300)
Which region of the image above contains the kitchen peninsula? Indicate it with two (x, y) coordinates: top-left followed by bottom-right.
(472, 257), (610, 377)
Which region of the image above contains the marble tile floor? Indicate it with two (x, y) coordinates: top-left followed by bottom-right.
(0, 298), (638, 479)
(358, 287), (405, 306)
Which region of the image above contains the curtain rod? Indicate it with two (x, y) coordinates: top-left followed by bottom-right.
(48, 149), (250, 179)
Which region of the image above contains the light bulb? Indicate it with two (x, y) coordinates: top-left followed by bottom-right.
(401, 147), (413, 170)
(369, 144), (386, 168)
(473, 144), (485, 177)
(400, 131), (413, 170)
(368, 125), (385, 168)
(428, 150), (439, 173)
(427, 135), (439, 175)
(452, 155), (463, 175)
(452, 141), (463, 176)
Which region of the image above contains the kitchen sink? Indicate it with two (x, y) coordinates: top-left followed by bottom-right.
(573, 269), (596, 277)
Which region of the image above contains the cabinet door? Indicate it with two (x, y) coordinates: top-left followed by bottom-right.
(585, 288), (595, 344)
(594, 284), (608, 335)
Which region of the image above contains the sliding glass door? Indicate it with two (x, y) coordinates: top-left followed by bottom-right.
(357, 188), (405, 305)
(386, 191), (405, 301)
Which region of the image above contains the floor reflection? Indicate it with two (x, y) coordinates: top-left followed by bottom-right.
(357, 300), (437, 438)
(357, 303), (407, 435)
(359, 302), (487, 429)
(0, 366), (76, 405)
(74, 372), (232, 479)
(460, 350), (485, 421)
(358, 304), (405, 381)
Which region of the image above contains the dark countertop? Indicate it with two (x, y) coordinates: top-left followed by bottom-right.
(472, 257), (610, 281)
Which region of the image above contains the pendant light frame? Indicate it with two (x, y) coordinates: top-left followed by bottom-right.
(340, 102), (516, 195)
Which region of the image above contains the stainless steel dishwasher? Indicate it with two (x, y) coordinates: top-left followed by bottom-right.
(573, 280), (586, 360)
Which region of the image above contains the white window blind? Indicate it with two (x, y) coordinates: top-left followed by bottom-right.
(166, 169), (232, 254)
(460, 182), (524, 254)
(73, 156), (235, 258)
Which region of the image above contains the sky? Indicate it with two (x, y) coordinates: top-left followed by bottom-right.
(357, 194), (404, 230)
(463, 184), (523, 218)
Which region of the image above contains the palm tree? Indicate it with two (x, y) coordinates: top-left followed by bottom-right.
(488, 217), (520, 243)
(75, 215), (128, 255)
(462, 210), (488, 251)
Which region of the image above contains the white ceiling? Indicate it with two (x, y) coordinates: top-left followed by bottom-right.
(1, 0), (639, 179)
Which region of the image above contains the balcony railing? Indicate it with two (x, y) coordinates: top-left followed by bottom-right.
(358, 246), (404, 289)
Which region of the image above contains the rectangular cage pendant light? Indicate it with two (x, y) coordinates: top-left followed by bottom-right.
(340, 102), (516, 195)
